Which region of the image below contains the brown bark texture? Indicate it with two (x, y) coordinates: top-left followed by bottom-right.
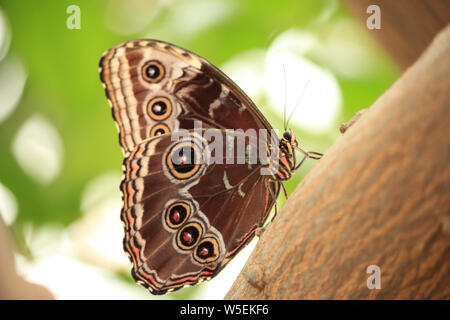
(344, 0), (450, 70)
(225, 25), (450, 300)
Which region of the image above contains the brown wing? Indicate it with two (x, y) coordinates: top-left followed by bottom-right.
(99, 39), (276, 156)
(99, 39), (282, 294)
(120, 130), (279, 294)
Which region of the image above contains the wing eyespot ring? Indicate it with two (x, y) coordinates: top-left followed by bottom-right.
(193, 237), (220, 264)
(142, 60), (164, 83)
(147, 96), (172, 121)
(176, 222), (203, 250)
(166, 141), (202, 180)
(164, 201), (191, 229)
(150, 123), (170, 137)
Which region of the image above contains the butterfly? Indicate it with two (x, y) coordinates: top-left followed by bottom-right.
(99, 39), (322, 295)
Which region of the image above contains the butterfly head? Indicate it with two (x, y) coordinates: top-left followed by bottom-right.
(282, 129), (298, 148)
(274, 129), (298, 179)
(278, 129), (323, 179)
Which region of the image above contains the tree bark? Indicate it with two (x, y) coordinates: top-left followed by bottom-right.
(344, 0), (450, 70)
(225, 25), (450, 300)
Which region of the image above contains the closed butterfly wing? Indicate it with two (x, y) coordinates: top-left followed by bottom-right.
(99, 39), (276, 155)
(120, 130), (279, 294)
(99, 40), (281, 294)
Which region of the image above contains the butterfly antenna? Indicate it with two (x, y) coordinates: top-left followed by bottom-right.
(282, 64), (287, 131)
(286, 80), (310, 129)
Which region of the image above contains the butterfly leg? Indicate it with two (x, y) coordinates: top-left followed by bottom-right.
(293, 152), (307, 171)
(271, 199), (278, 223)
(294, 147), (323, 171)
(255, 207), (275, 237)
(256, 180), (280, 237)
(264, 183), (285, 225)
(281, 183), (288, 201)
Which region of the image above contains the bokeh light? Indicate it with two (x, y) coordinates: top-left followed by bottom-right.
(12, 114), (64, 185)
(0, 8), (11, 62)
(264, 32), (341, 132)
(0, 57), (26, 123)
(74, 172), (128, 272)
(0, 181), (18, 225)
(0, 0), (398, 300)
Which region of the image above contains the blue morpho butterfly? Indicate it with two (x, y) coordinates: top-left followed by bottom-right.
(99, 39), (322, 294)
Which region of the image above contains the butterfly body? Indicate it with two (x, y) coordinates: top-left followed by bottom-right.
(99, 40), (320, 294)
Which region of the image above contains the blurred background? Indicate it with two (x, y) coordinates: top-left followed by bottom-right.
(0, 0), (398, 299)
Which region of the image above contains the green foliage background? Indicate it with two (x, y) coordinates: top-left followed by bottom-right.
(0, 0), (398, 299)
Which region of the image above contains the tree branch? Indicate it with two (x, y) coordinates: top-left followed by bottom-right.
(225, 25), (450, 300)
(344, 0), (450, 69)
